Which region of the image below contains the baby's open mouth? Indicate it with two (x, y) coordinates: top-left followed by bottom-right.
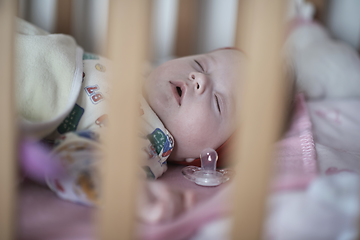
(170, 81), (185, 106)
(176, 86), (182, 98)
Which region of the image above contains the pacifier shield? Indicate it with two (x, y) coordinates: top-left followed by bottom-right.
(182, 148), (234, 187)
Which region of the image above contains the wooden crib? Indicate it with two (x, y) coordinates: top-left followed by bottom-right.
(0, 0), (328, 239)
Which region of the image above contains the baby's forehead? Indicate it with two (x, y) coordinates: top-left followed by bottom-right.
(207, 50), (244, 72)
(208, 48), (243, 59)
(172, 49), (242, 65)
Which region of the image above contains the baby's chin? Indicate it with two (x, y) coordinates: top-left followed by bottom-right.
(167, 146), (185, 161)
(167, 150), (186, 162)
(167, 145), (199, 162)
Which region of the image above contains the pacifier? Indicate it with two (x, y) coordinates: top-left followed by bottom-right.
(182, 148), (234, 186)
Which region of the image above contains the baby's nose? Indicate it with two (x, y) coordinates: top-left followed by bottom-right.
(189, 72), (208, 94)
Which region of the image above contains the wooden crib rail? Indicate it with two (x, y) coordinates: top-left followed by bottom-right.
(232, 0), (287, 238)
(0, 0), (17, 240)
(56, 0), (72, 34)
(99, 1), (150, 239)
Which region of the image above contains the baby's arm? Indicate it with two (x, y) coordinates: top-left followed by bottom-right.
(137, 181), (195, 223)
(20, 131), (195, 222)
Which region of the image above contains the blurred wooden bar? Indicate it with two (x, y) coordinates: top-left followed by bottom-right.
(99, 0), (149, 239)
(232, 0), (287, 239)
(175, 0), (198, 57)
(0, 0), (17, 240)
(56, 0), (72, 34)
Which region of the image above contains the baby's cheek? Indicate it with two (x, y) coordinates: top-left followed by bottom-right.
(175, 115), (219, 148)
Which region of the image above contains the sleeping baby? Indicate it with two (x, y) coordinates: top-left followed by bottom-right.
(18, 3), (360, 225)
(17, 18), (244, 223)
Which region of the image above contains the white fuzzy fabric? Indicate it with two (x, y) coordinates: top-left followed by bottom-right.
(15, 18), (78, 123)
(15, 18), (83, 138)
(285, 22), (360, 99)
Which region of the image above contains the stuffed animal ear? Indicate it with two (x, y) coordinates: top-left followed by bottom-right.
(287, 0), (315, 21)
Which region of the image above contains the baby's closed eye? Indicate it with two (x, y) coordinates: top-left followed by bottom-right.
(215, 94), (221, 113)
(194, 59), (205, 72)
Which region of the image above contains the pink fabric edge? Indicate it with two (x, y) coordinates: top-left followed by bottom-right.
(138, 94), (318, 240)
(272, 93), (317, 191)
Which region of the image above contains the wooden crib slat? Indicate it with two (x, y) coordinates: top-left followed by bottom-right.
(56, 0), (72, 34)
(232, 0), (286, 239)
(0, 0), (17, 240)
(99, 1), (149, 239)
(175, 0), (199, 57)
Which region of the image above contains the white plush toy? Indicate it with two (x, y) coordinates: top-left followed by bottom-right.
(285, 0), (360, 99)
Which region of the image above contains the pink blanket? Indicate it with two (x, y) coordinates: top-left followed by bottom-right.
(19, 94), (317, 240)
(272, 93), (317, 191)
(137, 94), (317, 240)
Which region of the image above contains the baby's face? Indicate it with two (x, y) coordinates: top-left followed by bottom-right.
(143, 49), (243, 161)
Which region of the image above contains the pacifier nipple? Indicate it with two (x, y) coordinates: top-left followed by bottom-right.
(182, 148), (234, 187)
(200, 148), (217, 172)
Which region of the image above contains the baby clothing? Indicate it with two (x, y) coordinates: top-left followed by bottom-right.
(16, 19), (174, 205)
(16, 18), (84, 138)
(45, 55), (174, 205)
